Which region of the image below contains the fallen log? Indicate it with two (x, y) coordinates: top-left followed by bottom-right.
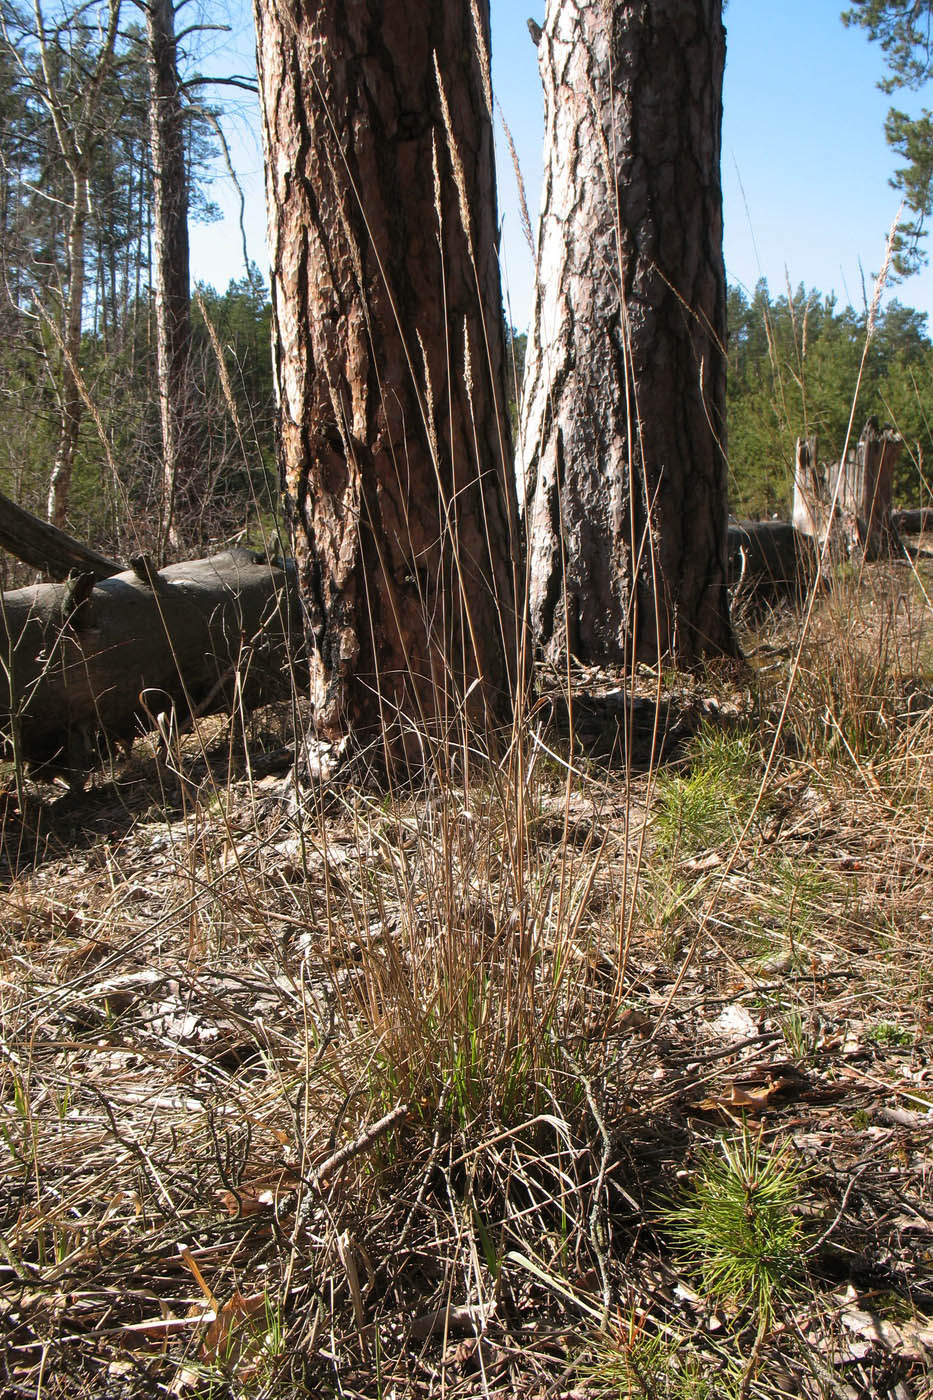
(0, 486), (122, 581)
(892, 507), (933, 536)
(727, 519), (815, 598)
(2, 494), (915, 790)
(0, 547), (301, 786)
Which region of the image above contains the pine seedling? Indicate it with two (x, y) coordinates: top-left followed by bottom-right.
(662, 1128), (811, 1324)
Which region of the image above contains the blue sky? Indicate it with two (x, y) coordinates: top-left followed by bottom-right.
(189, 1), (933, 332)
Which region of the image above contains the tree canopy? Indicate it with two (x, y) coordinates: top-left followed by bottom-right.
(843, 0), (933, 271)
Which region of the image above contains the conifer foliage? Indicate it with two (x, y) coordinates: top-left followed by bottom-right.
(844, 0), (933, 272)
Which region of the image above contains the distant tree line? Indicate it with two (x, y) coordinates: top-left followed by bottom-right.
(727, 281), (933, 519)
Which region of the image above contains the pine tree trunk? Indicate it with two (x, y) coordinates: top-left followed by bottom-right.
(520, 0), (734, 666)
(253, 0), (520, 757)
(146, 0), (192, 560)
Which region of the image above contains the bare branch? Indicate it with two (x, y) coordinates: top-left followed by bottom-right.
(181, 74), (257, 94)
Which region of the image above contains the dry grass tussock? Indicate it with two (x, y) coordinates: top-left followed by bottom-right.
(2, 552), (933, 1398)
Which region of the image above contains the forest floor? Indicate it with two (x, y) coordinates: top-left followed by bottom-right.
(3, 556), (933, 1399)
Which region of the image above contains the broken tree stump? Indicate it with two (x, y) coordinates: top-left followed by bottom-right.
(789, 420), (904, 563)
(833, 417), (903, 559)
(792, 435), (827, 542)
(0, 547), (301, 786)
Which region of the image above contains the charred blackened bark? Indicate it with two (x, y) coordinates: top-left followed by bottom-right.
(253, 0), (520, 757)
(520, 0), (734, 665)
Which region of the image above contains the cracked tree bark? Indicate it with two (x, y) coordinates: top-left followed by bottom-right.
(520, 0), (734, 666)
(253, 0), (520, 761)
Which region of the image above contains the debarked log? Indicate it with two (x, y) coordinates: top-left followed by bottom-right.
(0, 547), (302, 784)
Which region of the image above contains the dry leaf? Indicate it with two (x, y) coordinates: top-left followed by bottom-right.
(201, 1291), (267, 1366)
(617, 1006), (652, 1034)
(842, 1305), (933, 1360)
(698, 1075), (801, 1114)
(760, 951), (793, 975)
(409, 1302), (494, 1341)
(170, 1364), (204, 1396)
(217, 1189), (266, 1218)
(683, 851), (723, 873)
(877, 1105), (932, 1129)
(216, 1173), (301, 1217)
(120, 1312), (214, 1345)
(713, 1004), (759, 1043)
(444, 1335), (503, 1371)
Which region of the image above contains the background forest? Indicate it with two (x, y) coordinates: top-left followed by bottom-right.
(3, 2), (933, 564)
(0, 2), (277, 573)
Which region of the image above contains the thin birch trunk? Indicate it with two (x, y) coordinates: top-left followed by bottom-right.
(146, 0), (192, 560)
(27, 0), (123, 528)
(47, 167), (89, 528)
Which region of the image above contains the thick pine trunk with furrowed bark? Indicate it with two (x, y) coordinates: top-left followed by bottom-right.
(520, 0), (734, 666)
(253, 0), (520, 758)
